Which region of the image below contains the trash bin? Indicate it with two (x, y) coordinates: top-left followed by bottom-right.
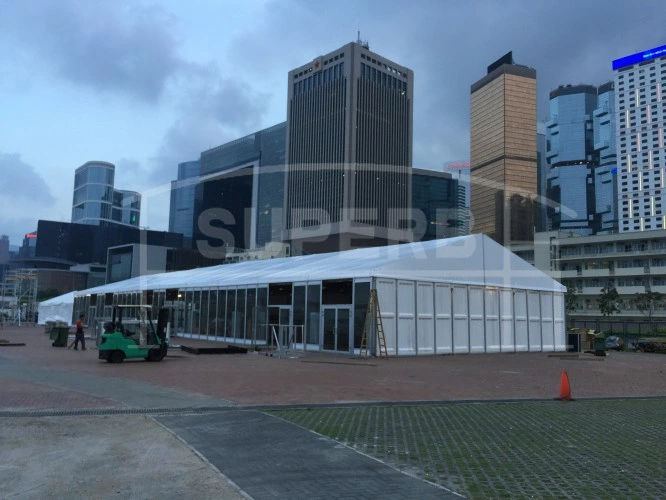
(51, 327), (70, 347)
(594, 335), (606, 357)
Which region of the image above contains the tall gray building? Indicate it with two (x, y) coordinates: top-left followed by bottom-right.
(284, 41), (414, 254)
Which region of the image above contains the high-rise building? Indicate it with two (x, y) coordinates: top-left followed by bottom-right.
(284, 41), (414, 254)
(545, 84), (598, 234)
(71, 161), (141, 227)
(192, 122), (286, 254)
(470, 52), (537, 246)
(593, 81), (618, 233)
(542, 82), (618, 235)
(169, 160), (200, 242)
(613, 43), (666, 232)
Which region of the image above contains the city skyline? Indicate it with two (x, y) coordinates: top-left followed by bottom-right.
(1, 0), (665, 245)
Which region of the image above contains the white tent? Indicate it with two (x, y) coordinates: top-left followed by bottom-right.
(38, 291), (76, 325)
(73, 235), (567, 355)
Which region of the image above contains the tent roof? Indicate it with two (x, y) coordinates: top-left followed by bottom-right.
(75, 234), (565, 297)
(39, 291), (76, 306)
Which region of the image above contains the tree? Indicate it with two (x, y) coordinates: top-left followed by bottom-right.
(634, 291), (664, 334)
(598, 286), (620, 317)
(564, 283), (579, 328)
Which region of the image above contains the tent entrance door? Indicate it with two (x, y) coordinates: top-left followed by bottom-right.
(322, 306), (351, 353)
(268, 306), (292, 348)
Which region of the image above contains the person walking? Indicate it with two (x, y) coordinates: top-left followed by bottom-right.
(74, 313), (86, 351)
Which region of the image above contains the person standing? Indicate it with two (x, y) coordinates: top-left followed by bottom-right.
(74, 314), (86, 351)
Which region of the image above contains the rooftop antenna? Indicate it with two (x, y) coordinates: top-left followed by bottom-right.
(356, 30), (369, 49)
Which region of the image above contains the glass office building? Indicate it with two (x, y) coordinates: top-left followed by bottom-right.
(593, 82), (618, 233)
(545, 84), (596, 235)
(546, 84), (619, 234)
(169, 160), (200, 241)
(71, 161), (141, 228)
(411, 169), (459, 241)
(193, 123), (286, 251)
(546, 165), (594, 234)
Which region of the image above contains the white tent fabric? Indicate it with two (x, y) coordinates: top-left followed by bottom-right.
(74, 235), (565, 297)
(38, 291), (76, 325)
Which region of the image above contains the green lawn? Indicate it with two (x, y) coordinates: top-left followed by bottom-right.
(269, 399), (666, 498)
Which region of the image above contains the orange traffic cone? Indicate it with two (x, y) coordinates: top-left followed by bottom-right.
(556, 370), (573, 401)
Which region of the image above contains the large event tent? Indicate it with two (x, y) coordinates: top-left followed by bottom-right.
(38, 291), (76, 325)
(73, 235), (566, 355)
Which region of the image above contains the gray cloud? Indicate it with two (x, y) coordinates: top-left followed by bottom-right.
(114, 157), (148, 191)
(150, 72), (270, 185)
(0, 0), (183, 103)
(0, 153), (56, 205)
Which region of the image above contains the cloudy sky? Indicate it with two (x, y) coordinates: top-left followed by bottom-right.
(1, 0), (664, 247)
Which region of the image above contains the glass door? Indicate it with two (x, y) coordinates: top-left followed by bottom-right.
(268, 306), (292, 348)
(322, 306), (351, 353)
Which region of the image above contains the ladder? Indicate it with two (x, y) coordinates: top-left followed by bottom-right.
(359, 289), (388, 359)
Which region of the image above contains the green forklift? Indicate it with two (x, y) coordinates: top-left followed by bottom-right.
(98, 305), (169, 363)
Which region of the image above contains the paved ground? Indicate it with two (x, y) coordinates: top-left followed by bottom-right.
(2, 326), (666, 405)
(2, 326), (666, 499)
(1, 414), (245, 499)
(157, 410), (455, 499)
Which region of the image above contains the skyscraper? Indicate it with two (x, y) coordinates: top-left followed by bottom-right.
(71, 161), (141, 228)
(593, 81), (618, 233)
(470, 52), (537, 246)
(545, 84), (598, 234)
(613, 43), (666, 232)
(284, 41), (414, 254)
(192, 122), (286, 253)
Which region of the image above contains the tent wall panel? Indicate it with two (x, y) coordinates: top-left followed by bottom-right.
(484, 288), (500, 353)
(416, 282), (435, 355)
(469, 286), (485, 353)
(499, 288), (515, 352)
(434, 284), (453, 354)
(452, 285), (470, 353)
(527, 290), (542, 352)
(540, 292), (555, 351)
(553, 292), (566, 351)
(397, 280), (416, 355)
(377, 279), (398, 356)
(514, 290), (529, 351)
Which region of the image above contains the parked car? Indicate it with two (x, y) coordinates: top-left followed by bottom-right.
(605, 335), (623, 351)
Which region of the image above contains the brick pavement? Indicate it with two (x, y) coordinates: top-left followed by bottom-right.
(0, 377), (119, 410)
(2, 326), (665, 406)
